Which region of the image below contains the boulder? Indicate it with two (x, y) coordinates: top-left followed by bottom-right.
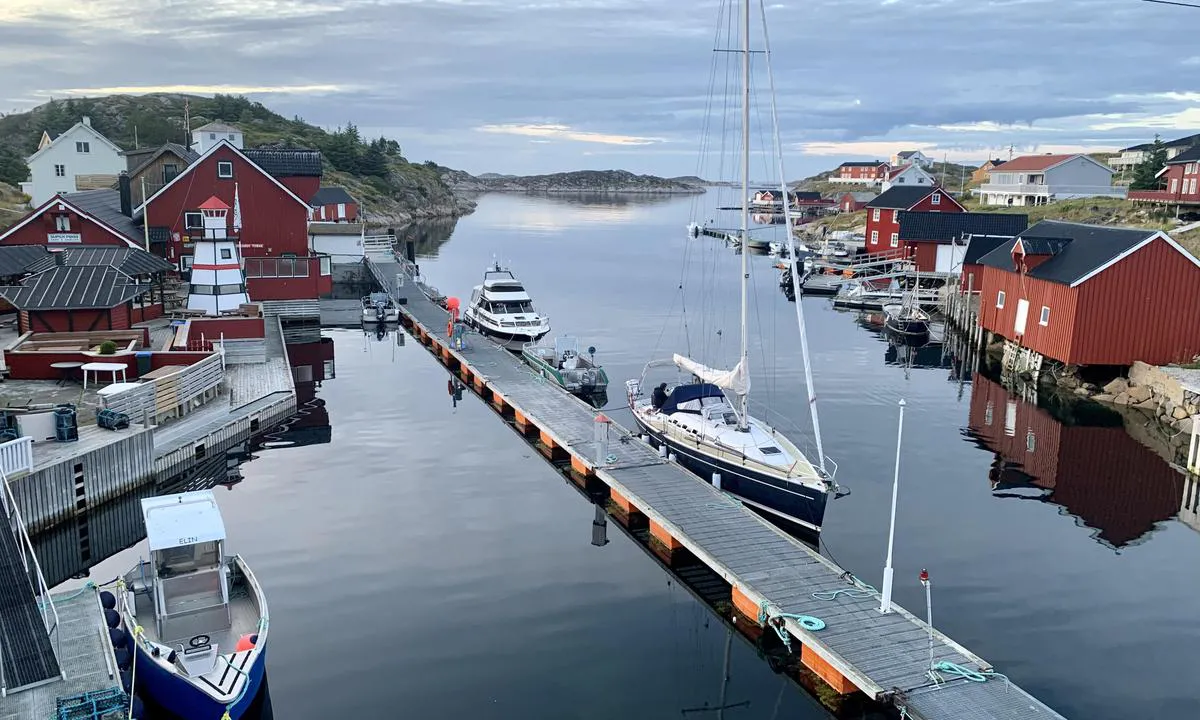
(1174, 417), (1195, 435)
(1113, 392), (1131, 405)
(1059, 375), (1080, 389)
(1074, 387), (1090, 396)
(1133, 399), (1158, 411)
(1128, 385), (1153, 403)
(1188, 404), (1198, 415)
(1173, 406), (1190, 420)
(1092, 393), (1116, 403)
(1103, 377), (1129, 395)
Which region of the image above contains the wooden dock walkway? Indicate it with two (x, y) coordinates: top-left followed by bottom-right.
(370, 256), (1066, 720)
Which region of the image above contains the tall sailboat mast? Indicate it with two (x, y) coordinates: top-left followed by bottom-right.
(737, 0), (751, 432)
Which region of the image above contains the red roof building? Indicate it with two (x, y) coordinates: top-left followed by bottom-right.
(830, 161), (889, 184)
(975, 220), (1200, 366)
(1128, 145), (1200, 209)
(0, 189), (143, 249)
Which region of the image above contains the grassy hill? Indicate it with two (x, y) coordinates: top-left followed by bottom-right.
(0, 94), (474, 225)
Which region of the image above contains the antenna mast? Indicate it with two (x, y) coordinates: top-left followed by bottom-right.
(736, 0), (750, 432)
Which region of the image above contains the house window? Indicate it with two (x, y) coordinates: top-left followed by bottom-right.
(890, 233), (899, 248)
(870, 230), (879, 244)
(217, 161), (233, 178)
(190, 284), (215, 295)
(184, 212), (204, 229)
(162, 163), (179, 183)
(1039, 306), (1050, 326)
(1026, 430), (1036, 452)
(898, 177), (906, 183)
(228, 133), (236, 140)
(76, 141), (90, 153)
(931, 192), (941, 205)
(209, 133), (216, 140)
(217, 283), (245, 295)
(996, 290), (1006, 309)
(872, 208), (880, 221)
(1171, 178), (1179, 193)
(54, 215), (70, 231)
(220, 248), (232, 259)
(54, 164), (66, 177)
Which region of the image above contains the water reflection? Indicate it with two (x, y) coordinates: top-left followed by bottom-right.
(965, 373), (1187, 549)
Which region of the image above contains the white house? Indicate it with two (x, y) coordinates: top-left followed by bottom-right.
(19, 117), (124, 206)
(191, 122), (244, 155)
(308, 222), (366, 263)
(881, 163), (935, 192)
(892, 150), (933, 168)
(978, 154), (1124, 206)
(1108, 133), (1200, 172)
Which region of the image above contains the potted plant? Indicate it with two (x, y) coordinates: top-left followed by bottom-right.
(98, 340), (117, 355)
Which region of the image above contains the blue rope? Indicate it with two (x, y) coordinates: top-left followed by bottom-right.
(929, 661), (1009, 684)
(811, 572), (876, 601)
(758, 602), (825, 652)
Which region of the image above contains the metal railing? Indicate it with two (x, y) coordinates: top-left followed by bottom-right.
(0, 436), (33, 478)
(102, 351), (225, 424)
(979, 182), (1127, 197)
(362, 235), (395, 259)
(0, 468), (61, 692)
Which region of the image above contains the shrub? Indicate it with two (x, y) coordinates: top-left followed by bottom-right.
(98, 341), (117, 355)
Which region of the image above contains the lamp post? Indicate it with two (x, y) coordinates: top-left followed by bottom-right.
(880, 398), (906, 614)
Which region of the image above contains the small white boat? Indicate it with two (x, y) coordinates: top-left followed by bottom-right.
(361, 292), (398, 323)
(462, 262), (550, 351)
(118, 490), (267, 719)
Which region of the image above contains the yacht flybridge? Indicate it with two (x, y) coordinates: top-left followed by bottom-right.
(463, 262), (550, 351)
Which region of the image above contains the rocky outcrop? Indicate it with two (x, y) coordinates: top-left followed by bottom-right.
(439, 168), (706, 194)
(1072, 361), (1200, 438)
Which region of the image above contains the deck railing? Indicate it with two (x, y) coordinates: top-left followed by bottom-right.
(102, 351), (225, 424)
(0, 467), (61, 690)
(0, 436), (33, 478)
(1188, 416), (1200, 475)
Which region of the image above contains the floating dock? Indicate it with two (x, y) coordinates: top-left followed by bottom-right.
(369, 254), (1066, 720)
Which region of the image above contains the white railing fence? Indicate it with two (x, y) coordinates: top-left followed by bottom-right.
(102, 352), (225, 424)
(362, 234), (395, 259)
(0, 436), (33, 479)
(1188, 415), (1200, 475)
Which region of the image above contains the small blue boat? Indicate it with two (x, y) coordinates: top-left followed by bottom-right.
(118, 490), (268, 719)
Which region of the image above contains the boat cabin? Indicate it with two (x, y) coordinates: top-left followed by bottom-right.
(662, 383), (736, 423)
(139, 491), (231, 674)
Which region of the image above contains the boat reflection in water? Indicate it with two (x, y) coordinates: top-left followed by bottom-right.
(965, 373), (1189, 549)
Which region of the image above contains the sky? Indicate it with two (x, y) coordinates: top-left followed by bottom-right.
(1, 0), (1198, 178)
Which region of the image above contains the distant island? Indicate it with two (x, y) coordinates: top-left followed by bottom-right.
(437, 168), (707, 194)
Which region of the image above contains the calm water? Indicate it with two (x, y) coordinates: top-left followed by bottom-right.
(58, 193), (1200, 719)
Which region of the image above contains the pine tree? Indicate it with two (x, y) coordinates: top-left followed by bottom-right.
(1131, 135), (1168, 190)
(360, 139), (389, 178)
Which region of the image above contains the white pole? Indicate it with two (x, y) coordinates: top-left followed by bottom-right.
(880, 398), (905, 614)
(736, 0), (750, 432)
(921, 568), (934, 671)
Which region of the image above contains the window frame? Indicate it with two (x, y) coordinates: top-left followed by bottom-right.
(184, 212), (204, 229)
(217, 161), (234, 178)
(54, 215), (70, 232)
(889, 232), (899, 248)
(76, 141), (90, 153)
(1039, 306), (1050, 326)
(931, 192), (941, 205)
(996, 290), (1006, 309)
(870, 230), (879, 244)
(54, 164), (66, 178)
(219, 248), (233, 260)
(872, 208), (880, 222)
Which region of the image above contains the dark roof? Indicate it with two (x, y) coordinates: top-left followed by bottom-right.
(837, 161), (886, 168)
(898, 211), (1029, 244)
(1017, 236), (1071, 255)
(962, 235), (1017, 266)
(842, 191), (878, 202)
(867, 185), (941, 210)
(790, 191), (822, 201)
(127, 143), (200, 178)
(243, 148), (323, 177)
(24, 247), (172, 277)
(0, 266), (147, 310)
(60, 190), (140, 245)
(1122, 132), (1200, 153)
(1166, 145), (1200, 165)
(308, 222), (365, 236)
(976, 220), (1160, 286)
(310, 186), (357, 205)
(0, 246), (51, 279)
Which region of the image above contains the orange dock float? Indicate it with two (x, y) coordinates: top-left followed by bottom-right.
(366, 254), (1068, 720)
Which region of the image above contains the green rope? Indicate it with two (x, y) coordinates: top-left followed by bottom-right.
(811, 572), (876, 601)
(757, 601), (825, 652)
(929, 660), (1009, 685)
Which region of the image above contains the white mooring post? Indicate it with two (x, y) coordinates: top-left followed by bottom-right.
(921, 568), (934, 672)
(880, 398), (906, 614)
(594, 413), (611, 465)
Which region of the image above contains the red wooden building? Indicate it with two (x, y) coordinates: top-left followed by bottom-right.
(309, 186), (360, 223)
(0, 189), (143, 248)
(243, 147), (323, 205)
(838, 191), (876, 213)
(833, 161), (889, 184)
(1, 265), (148, 333)
(896, 211), (1028, 274)
(1128, 145), (1200, 209)
(138, 140), (313, 267)
(967, 372), (1185, 548)
(864, 186), (964, 255)
(975, 220), (1200, 366)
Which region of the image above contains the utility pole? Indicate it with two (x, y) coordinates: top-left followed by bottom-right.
(140, 177), (150, 252)
(880, 398), (906, 614)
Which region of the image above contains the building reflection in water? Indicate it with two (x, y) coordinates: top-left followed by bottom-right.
(965, 372), (1188, 549)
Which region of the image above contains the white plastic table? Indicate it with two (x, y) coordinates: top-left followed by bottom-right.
(81, 362), (128, 390)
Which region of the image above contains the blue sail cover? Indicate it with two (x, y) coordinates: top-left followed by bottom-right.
(662, 383), (725, 414)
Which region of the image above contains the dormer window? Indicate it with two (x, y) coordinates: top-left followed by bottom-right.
(217, 161), (233, 178)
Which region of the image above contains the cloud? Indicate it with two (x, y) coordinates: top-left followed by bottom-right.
(476, 123), (666, 146)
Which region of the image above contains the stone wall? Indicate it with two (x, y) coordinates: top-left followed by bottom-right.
(1090, 361), (1199, 436)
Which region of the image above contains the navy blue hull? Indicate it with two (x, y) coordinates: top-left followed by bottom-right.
(132, 643), (265, 720)
(634, 419), (829, 533)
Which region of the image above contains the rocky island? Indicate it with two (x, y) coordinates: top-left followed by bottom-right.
(438, 168), (706, 194)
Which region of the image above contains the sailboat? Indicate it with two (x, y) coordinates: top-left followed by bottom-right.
(625, 0), (837, 534)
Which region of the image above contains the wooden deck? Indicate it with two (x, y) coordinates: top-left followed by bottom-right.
(370, 255), (1067, 720)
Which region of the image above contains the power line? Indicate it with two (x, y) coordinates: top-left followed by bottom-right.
(1141, 0), (1200, 8)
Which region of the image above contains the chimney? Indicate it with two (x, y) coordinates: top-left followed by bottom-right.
(53, 250), (65, 266)
(82, 116), (91, 127)
(118, 172), (132, 217)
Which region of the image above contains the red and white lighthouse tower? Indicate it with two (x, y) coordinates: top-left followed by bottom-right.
(186, 196), (249, 315)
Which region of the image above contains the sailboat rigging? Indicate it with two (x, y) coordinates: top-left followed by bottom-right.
(625, 0), (838, 535)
